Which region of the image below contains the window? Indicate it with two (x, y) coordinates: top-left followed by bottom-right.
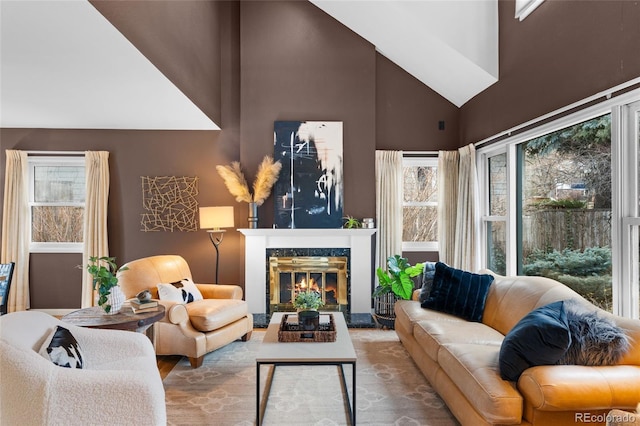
(478, 87), (640, 318)
(484, 152), (508, 274)
(402, 155), (438, 251)
(518, 114), (612, 311)
(28, 156), (85, 253)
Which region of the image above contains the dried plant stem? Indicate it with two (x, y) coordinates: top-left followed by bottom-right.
(253, 156), (282, 206)
(216, 156), (281, 205)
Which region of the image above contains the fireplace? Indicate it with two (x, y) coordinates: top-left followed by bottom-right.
(268, 254), (349, 314)
(239, 228), (376, 316)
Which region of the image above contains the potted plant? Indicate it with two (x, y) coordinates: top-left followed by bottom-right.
(342, 216), (361, 229)
(293, 290), (325, 311)
(86, 256), (128, 314)
(373, 255), (424, 328)
(293, 290), (324, 335)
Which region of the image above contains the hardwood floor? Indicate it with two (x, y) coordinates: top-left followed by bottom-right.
(157, 355), (182, 379)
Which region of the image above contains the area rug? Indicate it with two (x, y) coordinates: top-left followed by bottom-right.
(164, 329), (459, 425)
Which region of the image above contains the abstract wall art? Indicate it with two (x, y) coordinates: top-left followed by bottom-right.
(273, 121), (343, 228)
(140, 176), (199, 232)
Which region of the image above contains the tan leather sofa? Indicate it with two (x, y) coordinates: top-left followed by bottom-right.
(117, 255), (253, 368)
(395, 272), (640, 426)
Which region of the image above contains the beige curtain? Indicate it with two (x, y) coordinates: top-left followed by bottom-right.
(81, 151), (110, 308)
(437, 150), (459, 266)
(454, 144), (479, 271)
(375, 150), (403, 273)
(438, 144), (480, 271)
(1, 150), (30, 312)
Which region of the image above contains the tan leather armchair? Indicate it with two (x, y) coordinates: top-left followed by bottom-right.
(117, 255), (253, 368)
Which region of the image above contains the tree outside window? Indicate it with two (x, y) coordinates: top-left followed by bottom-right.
(402, 156), (438, 252)
(519, 114), (612, 310)
(29, 157), (85, 252)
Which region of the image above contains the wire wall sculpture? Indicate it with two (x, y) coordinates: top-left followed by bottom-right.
(140, 176), (199, 232)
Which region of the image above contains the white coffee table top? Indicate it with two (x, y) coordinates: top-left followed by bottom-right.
(256, 312), (356, 363)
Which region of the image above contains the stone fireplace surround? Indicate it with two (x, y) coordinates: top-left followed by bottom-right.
(239, 228), (376, 326)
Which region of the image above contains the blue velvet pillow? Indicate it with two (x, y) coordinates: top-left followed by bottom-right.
(499, 301), (571, 381)
(421, 262), (494, 322)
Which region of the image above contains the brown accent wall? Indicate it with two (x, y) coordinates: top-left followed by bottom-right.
(0, 129), (239, 308)
(460, 0), (640, 145)
(1, 0), (455, 309)
(239, 0), (377, 225)
(376, 54), (459, 151)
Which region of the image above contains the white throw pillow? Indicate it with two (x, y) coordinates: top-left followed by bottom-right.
(157, 278), (203, 303)
(157, 283), (185, 303)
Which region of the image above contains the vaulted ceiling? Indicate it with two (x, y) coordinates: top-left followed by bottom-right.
(0, 0), (219, 130)
(0, 0), (499, 130)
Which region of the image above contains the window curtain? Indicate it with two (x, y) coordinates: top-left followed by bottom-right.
(437, 150), (459, 266)
(81, 151), (110, 308)
(375, 150), (403, 273)
(438, 144), (480, 271)
(454, 144), (480, 271)
(1, 150), (30, 312)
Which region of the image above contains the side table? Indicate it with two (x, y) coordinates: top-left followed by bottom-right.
(61, 305), (165, 337)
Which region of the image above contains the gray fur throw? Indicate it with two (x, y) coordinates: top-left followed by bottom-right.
(556, 300), (630, 366)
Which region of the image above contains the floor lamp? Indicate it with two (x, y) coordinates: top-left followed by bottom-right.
(199, 206), (234, 284)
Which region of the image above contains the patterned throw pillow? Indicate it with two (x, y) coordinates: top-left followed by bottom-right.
(39, 326), (84, 369)
(157, 278), (203, 303)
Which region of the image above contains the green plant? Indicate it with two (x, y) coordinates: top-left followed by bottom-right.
(523, 247), (612, 310)
(293, 290), (324, 310)
(373, 255), (424, 300)
(86, 256), (128, 313)
(342, 216), (361, 229)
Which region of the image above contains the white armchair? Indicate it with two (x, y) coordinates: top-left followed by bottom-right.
(0, 311), (166, 426)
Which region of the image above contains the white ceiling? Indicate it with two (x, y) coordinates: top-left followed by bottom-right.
(0, 0), (219, 130)
(311, 0), (499, 107)
(0, 0), (499, 130)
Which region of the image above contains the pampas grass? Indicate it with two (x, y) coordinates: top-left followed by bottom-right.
(216, 162), (252, 203)
(216, 156), (282, 205)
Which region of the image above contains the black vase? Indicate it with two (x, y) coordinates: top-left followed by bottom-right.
(298, 310), (320, 337)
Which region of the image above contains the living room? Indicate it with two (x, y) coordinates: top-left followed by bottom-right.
(2, 1), (640, 425)
(3, 0), (639, 314)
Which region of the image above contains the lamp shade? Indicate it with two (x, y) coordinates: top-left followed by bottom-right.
(199, 206), (234, 230)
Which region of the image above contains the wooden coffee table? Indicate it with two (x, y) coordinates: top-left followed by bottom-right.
(256, 311), (357, 425)
(61, 304), (165, 334)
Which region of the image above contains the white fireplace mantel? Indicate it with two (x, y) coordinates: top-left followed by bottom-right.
(239, 228), (376, 314)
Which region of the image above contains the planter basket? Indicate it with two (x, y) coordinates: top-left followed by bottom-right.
(373, 291), (401, 329)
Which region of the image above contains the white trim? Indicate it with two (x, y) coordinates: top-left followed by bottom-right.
(30, 242), (83, 253)
(402, 241), (438, 252)
(619, 101), (640, 319)
(611, 104), (625, 316)
(515, 0), (544, 21)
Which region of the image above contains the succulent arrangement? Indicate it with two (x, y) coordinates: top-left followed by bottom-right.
(293, 290), (324, 311)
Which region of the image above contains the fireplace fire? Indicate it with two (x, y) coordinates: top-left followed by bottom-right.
(268, 256), (348, 314)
